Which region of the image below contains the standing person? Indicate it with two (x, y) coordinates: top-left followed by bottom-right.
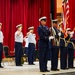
(38, 16), (53, 72)
(66, 28), (75, 69)
(58, 22), (68, 70)
(24, 35), (28, 56)
(0, 23), (4, 68)
(27, 26), (36, 65)
(15, 24), (23, 66)
(50, 19), (60, 71)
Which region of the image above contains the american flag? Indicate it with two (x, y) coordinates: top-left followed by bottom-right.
(62, 0), (69, 29)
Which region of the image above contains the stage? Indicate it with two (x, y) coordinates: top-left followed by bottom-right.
(0, 60), (75, 75)
(44, 72), (75, 75)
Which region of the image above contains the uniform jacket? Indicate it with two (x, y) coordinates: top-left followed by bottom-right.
(38, 25), (50, 47)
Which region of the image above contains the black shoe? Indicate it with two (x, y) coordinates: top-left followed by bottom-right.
(0, 66), (3, 68)
(61, 68), (69, 70)
(16, 64), (23, 66)
(19, 64), (23, 66)
(65, 68), (69, 69)
(55, 69), (60, 71)
(51, 69), (60, 71)
(61, 68), (65, 70)
(29, 64), (35, 65)
(45, 70), (50, 72)
(40, 70), (45, 72)
(70, 67), (75, 69)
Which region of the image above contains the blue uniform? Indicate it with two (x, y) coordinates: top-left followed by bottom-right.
(60, 32), (67, 69)
(38, 25), (50, 71)
(51, 27), (59, 70)
(66, 34), (75, 68)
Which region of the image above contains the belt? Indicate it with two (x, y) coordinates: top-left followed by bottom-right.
(67, 41), (75, 49)
(0, 43), (2, 44)
(15, 42), (22, 44)
(29, 43), (35, 44)
(60, 37), (67, 47)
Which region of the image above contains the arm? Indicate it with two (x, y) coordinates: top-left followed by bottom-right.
(38, 27), (49, 41)
(71, 38), (75, 43)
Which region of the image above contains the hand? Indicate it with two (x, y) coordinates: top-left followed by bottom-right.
(49, 36), (54, 40)
(70, 32), (74, 38)
(70, 34), (73, 38)
(73, 27), (75, 31)
(27, 32), (31, 35)
(58, 32), (61, 36)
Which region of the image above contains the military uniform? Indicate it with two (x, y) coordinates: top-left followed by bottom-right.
(0, 23), (4, 68)
(51, 27), (60, 71)
(27, 28), (36, 65)
(24, 37), (28, 55)
(0, 31), (4, 68)
(60, 32), (67, 69)
(15, 24), (23, 66)
(66, 33), (75, 68)
(50, 19), (60, 71)
(38, 16), (50, 72)
(38, 25), (50, 72)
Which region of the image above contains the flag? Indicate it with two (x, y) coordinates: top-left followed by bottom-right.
(62, 0), (69, 29)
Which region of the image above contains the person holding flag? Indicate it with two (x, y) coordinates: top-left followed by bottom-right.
(58, 22), (68, 70)
(65, 28), (75, 69)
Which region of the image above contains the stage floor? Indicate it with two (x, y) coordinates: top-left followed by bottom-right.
(0, 60), (75, 75)
(44, 72), (75, 75)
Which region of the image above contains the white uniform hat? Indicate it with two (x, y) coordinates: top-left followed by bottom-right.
(0, 23), (2, 26)
(28, 26), (34, 30)
(39, 16), (47, 21)
(66, 28), (71, 31)
(16, 24), (22, 28)
(52, 19), (58, 23)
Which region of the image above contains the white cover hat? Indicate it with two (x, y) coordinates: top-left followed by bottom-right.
(16, 24), (22, 28)
(39, 16), (47, 21)
(67, 28), (71, 31)
(28, 26), (34, 30)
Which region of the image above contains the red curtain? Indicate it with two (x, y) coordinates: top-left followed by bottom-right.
(69, 0), (75, 57)
(0, 0), (53, 55)
(69, 0), (75, 30)
(40, 0), (51, 27)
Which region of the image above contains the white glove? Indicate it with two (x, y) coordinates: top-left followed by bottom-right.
(70, 31), (74, 35)
(49, 36), (54, 40)
(60, 28), (62, 31)
(70, 34), (73, 38)
(70, 31), (74, 38)
(58, 32), (61, 36)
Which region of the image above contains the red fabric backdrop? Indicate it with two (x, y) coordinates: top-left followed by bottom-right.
(0, 0), (52, 55)
(69, 0), (75, 30)
(69, 0), (75, 57)
(1, 0), (75, 55)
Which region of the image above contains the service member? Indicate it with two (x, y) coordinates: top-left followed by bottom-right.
(0, 23), (4, 68)
(58, 22), (68, 69)
(66, 28), (75, 69)
(27, 26), (36, 65)
(15, 24), (23, 66)
(51, 19), (60, 71)
(38, 16), (51, 72)
(24, 35), (28, 56)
